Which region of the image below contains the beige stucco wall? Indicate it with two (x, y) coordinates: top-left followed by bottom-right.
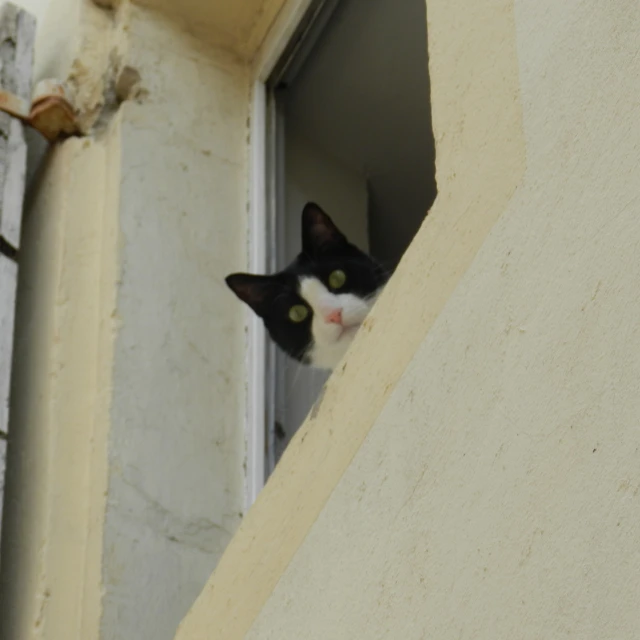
(176, 0), (640, 638)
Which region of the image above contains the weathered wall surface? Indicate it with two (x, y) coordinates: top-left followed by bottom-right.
(176, 0), (640, 638)
(100, 7), (249, 639)
(133, 0), (288, 59)
(1, 1), (256, 638)
(0, 2), (120, 637)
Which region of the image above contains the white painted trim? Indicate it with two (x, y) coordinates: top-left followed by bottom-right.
(265, 90), (279, 478)
(245, 81), (268, 509)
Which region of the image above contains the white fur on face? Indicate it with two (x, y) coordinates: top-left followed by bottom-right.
(299, 276), (381, 370)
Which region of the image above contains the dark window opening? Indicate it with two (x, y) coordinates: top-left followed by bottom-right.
(266, 0), (436, 473)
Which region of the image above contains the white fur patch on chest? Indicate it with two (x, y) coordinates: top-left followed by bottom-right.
(299, 276), (380, 370)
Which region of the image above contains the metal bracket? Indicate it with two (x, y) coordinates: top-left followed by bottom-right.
(0, 78), (78, 142)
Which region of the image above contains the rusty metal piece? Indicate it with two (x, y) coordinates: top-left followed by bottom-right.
(28, 94), (78, 141)
(0, 78), (78, 142)
(28, 79), (78, 141)
(0, 87), (30, 120)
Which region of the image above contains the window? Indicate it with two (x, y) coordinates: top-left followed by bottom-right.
(252, 0), (436, 485)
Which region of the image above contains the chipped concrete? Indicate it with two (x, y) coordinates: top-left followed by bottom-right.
(98, 6), (248, 639)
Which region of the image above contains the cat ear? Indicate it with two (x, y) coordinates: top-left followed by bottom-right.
(225, 273), (278, 316)
(301, 202), (348, 256)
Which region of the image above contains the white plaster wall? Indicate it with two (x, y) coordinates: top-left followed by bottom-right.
(11, 0), (49, 19)
(10, 0), (50, 48)
(100, 7), (248, 640)
(13, 0), (78, 84)
(277, 125), (368, 454)
(241, 0), (640, 637)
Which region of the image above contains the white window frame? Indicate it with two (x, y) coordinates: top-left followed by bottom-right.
(244, 81), (268, 509)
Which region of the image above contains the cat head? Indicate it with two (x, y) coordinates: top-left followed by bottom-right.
(226, 203), (388, 370)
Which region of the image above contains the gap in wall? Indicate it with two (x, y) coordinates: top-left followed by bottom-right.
(268, 0), (436, 468)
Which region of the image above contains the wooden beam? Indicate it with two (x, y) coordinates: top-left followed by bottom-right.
(0, 1), (35, 551)
(0, 2), (36, 250)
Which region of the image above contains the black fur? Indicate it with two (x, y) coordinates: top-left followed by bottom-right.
(226, 203), (388, 364)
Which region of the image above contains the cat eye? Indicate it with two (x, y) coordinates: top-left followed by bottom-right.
(288, 304), (309, 323)
(328, 269), (347, 290)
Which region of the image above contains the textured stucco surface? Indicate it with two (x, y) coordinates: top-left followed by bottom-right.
(99, 7), (249, 640)
(181, 0), (640, 638)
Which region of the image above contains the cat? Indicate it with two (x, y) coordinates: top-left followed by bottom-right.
(225, 202), (390, 370)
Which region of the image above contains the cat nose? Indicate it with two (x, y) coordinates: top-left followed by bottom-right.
(325, 309), (343, 325)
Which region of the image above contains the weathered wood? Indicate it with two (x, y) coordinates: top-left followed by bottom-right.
(0, 2), (35, 543)
(0, 253), (17, 531)
(0, 2), (36, 249)
(0, 437), (6, 534)
(0, 252), (16, 433)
